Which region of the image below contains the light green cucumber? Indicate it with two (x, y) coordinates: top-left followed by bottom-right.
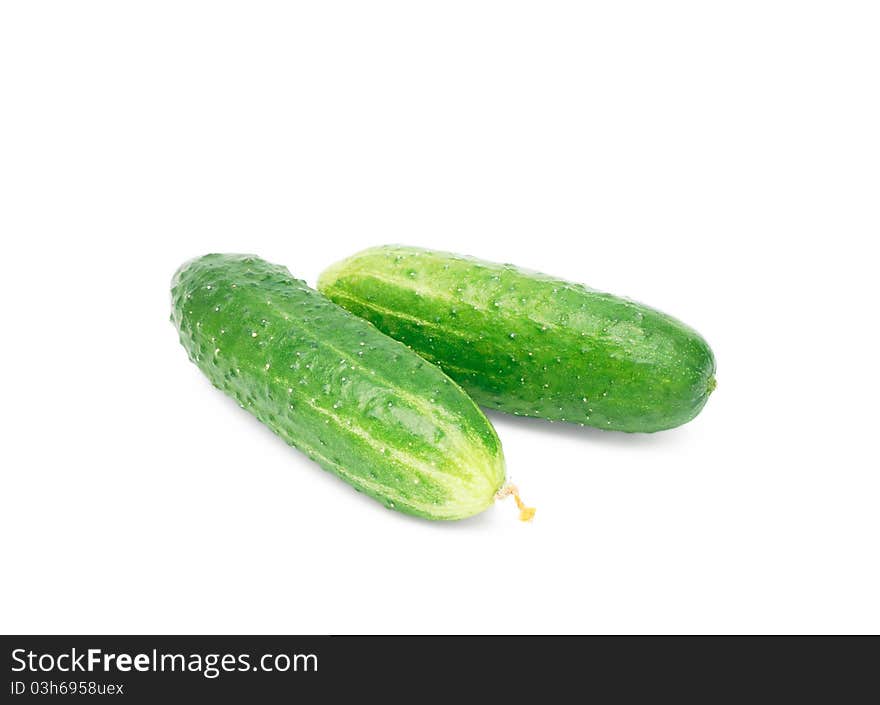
(171, 254), (506, 520)
(319, 246), (716, 433)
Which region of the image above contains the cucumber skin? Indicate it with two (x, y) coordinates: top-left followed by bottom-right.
(171, 254), (505, 520)
(319, 246), (716, 433)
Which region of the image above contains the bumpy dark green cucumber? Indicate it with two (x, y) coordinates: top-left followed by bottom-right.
(171, 254), (505, 519)
(318, 246), (716, 433)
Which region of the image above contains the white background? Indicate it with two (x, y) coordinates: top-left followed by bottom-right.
(1, 2), (877, 634)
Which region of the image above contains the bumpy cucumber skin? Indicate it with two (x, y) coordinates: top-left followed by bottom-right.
(171, 254), (505, 520)
(319, 246), (716, 433)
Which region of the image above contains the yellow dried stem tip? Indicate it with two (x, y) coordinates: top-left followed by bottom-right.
(495, 483), (536, 522)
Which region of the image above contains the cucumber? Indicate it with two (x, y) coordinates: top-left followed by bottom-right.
(171, 254), (506, 520)
(318, 246), (716, 433)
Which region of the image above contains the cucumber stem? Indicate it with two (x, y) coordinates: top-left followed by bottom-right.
(496, 483), (536, 522)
